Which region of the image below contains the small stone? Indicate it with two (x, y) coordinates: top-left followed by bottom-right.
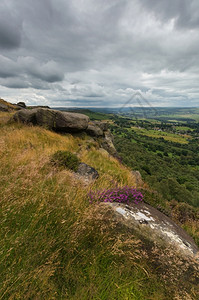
(76, 163), (99, 180)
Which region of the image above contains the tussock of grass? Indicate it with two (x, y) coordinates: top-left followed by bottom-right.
(0, 114), (198, 299)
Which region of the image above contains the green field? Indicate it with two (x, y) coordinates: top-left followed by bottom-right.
(130, 126), (190, 143)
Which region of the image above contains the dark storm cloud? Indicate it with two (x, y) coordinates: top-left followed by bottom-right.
(0, 0), (199, 107)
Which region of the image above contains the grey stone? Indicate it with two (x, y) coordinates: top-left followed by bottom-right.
(76, 163), (99, 180)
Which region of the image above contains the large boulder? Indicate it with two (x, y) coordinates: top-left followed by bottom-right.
(13, 108), (89, 132)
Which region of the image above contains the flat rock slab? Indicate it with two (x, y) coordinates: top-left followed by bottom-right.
(106, 202), (199, 259)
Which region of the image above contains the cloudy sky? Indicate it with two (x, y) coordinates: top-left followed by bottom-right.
(0, 0), (199, 107)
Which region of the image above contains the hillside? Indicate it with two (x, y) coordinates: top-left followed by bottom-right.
(0, 98), (19, 112)
(0, 107), (199, 299)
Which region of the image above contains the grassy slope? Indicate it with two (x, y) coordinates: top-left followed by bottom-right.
(0, 99), (18, 110)
(0, 112), (199, 299)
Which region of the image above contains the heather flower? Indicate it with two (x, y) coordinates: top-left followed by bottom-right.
(88, 186), (143, 204)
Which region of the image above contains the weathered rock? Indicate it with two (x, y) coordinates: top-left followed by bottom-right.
(76, 163), (99, 180)
(131, 171), (143, 187)
(93, 121), (109, 131)
(13, 108), (38, 124)
(106, 201), (199, 259)
(85, 121), (109, 137)
(17, 102), (26, 108)
(100, 130), (117, 156)
(86, 123), (104, 137)
(13, 108), (89, 132)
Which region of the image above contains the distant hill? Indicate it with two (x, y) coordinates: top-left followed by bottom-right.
(53, 107), (113, 120)
(53, 106), (199, 122)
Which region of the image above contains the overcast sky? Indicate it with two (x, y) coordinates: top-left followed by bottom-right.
(0, 0), (199, 107)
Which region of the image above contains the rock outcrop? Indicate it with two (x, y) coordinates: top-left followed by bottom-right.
(106, 201), (199, 259)
(12, 107), (117, 156)
(13, 108), (89, 132)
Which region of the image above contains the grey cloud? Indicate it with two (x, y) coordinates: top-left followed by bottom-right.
(28, 61), (64, 83)
(0, 21), (21, 49)
(0, 56), (18, 78)
(0, 78), (30, 89)
(17, 57), (64, 83)
(84, 93), (104, 98)
(140, 0), (199, 29)
(0, 0), (199, 107)
(0, 1), (22, 49)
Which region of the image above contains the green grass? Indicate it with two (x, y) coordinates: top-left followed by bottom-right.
(0, 114), (199, 299)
